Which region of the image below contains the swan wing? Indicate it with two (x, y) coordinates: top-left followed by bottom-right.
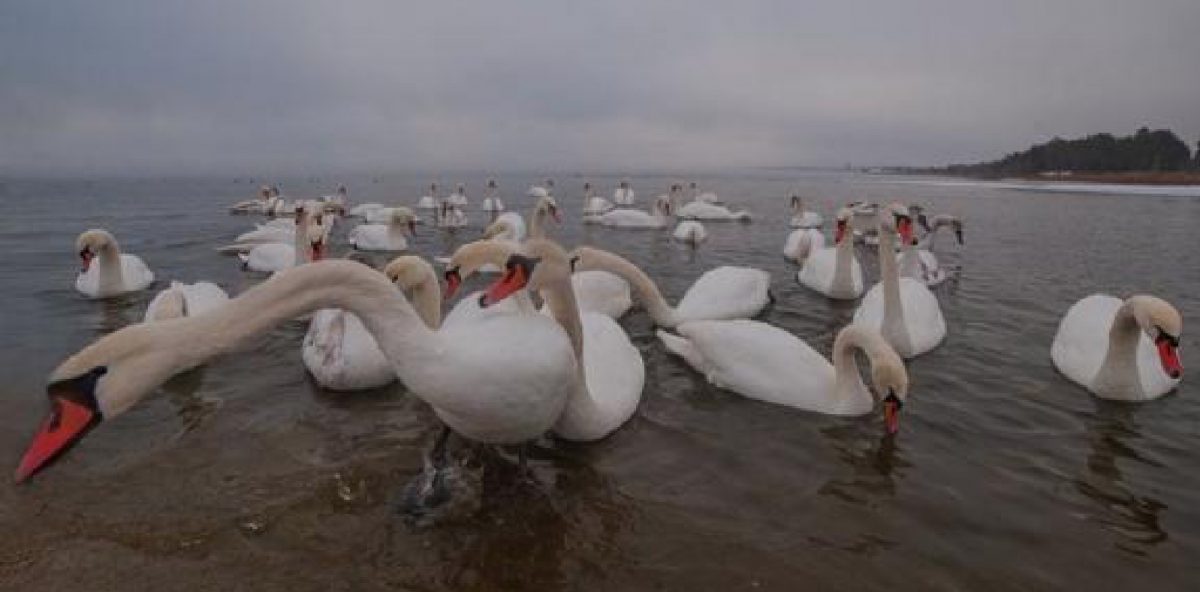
(572, 270), (632, 319)
(1051, 294), (1120, 389)
(556, 313), (645, 441)
(676, 266), (771, 322)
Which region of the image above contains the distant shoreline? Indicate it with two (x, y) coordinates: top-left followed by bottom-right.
(884, 169), (1200, 186)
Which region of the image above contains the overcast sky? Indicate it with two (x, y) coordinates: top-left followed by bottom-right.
(3, 0), (1198, 175)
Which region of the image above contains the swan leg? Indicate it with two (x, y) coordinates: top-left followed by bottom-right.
(394, 425), (482, 527)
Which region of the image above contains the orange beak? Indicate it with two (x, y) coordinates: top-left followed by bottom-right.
(443, 269), (462, 300)
(480, 264), (529, 308)
(1156, 335), (1183, 379)
(550, 205), (562, 223)
(79, 249), (94, 272)
(882, 393), (902, 435)
(834, 220), (847, 244)
(15, 397), (100, 483)
(897, 217), (914, 245)
(310, 240), (325, 261)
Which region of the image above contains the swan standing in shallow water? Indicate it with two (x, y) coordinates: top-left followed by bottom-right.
(15, 260), (576, 483)
(582, 181), (614, 215)
(74, 229), (155, 298)
(143, 281), (229, 322)
(658, 324), (909, 433)
(480, 178), (504, 212)
(416, 182), (439, 209)
(303, 257), (443, 391)
(349, 207), (417, 251)
(852, 203), (946, 358)
(789, 195), (824, 229)
(569, 246), (771, 327)
(481, 240), (644, 441)
(673, 220), (707, 245)
(586, 194), (673, 228)
(612, 179), (636, 205)
(796, 207), (862, 299)
(1052, 294), (1183, 401)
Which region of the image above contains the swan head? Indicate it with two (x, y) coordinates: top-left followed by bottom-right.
(619, 179), (629, 189)
(879, 202), (915, 245)
(527, 185), (549, 199)
(336, 184), (347, 197)
(259, 185), (272, 199)
(390, 207), (418, 234)
(75, 229), (118, 272)
(456, 183), (465, 193)
(443, 240), (519, 299)
(487, 178), (497, 189)
(429, 182), (438, 193)
(384, 255), (436, 293)
(480, 239), (568, 308)
(16, 320), (195, 482)
(1128, 295), (1183, 379)
(872, 352), (909, 436)
(534, 195), (561, 223)
(931, 214), (964, 245)
(655, 195), (672, 217)
(306, 215), (327, 261)
(833, 207), (855, 244)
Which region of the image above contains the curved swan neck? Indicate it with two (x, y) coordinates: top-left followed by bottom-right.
(576, 248), (678, 326)
(408, 278), (442, 329)
(830, 327), (893, 410)
(530, 206), (548, 239)
(96, 240), (125, 292)
(1095, 300), (1146, 395)
(832, 231), (854, 293)
(541, 275), (585, 364)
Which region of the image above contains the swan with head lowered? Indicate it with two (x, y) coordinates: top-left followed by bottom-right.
(14, 259), (576, 483)
(569, 247), (771, 328)
(586, 194), (673, 229)
(481, 240), (644, 441)
(349, 206), (417, 251)
(582, 181), (614, 215)
(676, 183), (750, 221)
(74, 229), (155, 298)
(897, 210), (964, 286)
(658, 323), (909, 433)
(303, 257), (442, 391)
(796, 207), (862, 299)
(852, 203), (946, 358)
(1052, 294), (1183, 401)
(673, 220), (707, 245)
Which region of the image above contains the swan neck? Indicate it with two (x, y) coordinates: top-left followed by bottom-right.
(580, 250), (677, 326)
(831, 328), (875, 410)
(877, 229), (905, 329)
(96, 241), (125, 291)
(408, 279), (442, 329)
(1096, 301), (1144, 394)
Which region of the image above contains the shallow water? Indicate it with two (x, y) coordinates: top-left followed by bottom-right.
(0, 171), (1197, 591)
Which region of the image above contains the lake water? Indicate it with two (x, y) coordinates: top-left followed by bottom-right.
(0, 171), (1197, 590)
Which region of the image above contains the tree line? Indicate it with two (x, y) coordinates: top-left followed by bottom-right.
(944, 128), (1200, 175)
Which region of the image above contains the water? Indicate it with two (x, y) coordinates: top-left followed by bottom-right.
(0, 171), (1198, 590)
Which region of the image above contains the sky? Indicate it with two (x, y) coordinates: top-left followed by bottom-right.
(2, 0), (1199, 175)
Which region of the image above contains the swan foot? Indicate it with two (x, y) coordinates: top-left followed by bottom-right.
(394, 426), (483, 528)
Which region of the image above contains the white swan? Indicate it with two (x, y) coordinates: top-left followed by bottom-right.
(74, 229), (155, 298)
(658, 323), (909, 433)
(483, 212), (527, 242)
(783, 228), (824, 264)
(586, 194), (672, 229)
(350, 207), (417, 251)
(612, 179), (636, 205)
(15, 260), (577, 483)
(852, 203), (946, 358)
(686, 182), (722, 204)
(797, 208), (862, 299)
(526, 193), (561, 239)
(349, 203), (385, 218)
(481, 178), (504, 212)
(570, 246), (770, 328)
(1052, 294), (1183, 401)
(437, 202), (468, 230)
(582, 182), (614, 215)
(143, 281), (229, 322)
(897, 211), (963, 286)
(228, 185), (274, 214)
(447, 183), (469, 207)
(676, 200), (751, 221)
(240, 206), (326, 272)
(481, 240), (644, 441)
(416, 182), (439, 209)
(789, 195), (824, 229)
(302, 257), (442, 391)
(673, 220), (707, 245)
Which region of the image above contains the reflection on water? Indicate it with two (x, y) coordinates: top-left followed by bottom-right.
(818, 424), (909, 505)
(1076, 400), (1169, 554)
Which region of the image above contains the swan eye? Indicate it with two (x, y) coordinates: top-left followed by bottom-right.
(1156, 328), (1179, 348)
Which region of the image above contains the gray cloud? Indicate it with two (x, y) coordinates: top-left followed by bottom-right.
(2, 0), (1199, 175)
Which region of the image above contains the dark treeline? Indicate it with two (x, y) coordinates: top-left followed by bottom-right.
(945, 127), (1199, 175)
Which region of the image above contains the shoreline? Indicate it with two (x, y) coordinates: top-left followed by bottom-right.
(961, 170), (1200, 186)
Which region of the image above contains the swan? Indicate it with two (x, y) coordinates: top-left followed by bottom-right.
(686, 182), (722, 204)
(921, 214), (964, 252)
(349, 202), (385, 218)
(586, 194), (672, 229)
(582, 182), (614, 215)
(783, 228), (825, 264)
(676, 201), (751, 222)
(240, 206), (326, 272)
(897, 210), (963, 286)
(143, 281), (229, 322)
(789, 195), (824, 229)
(612, 179), (636, 205)
(481, 239), (644, 441)
(526, 192), (561, 239)
(228, 185), (274, 214)
(15, 259), (576, 483)
(350, 207), (417, 251)
(797, 207), (862, 299)
(483, 212), (527, 242)
(321, 184), (348, 207)
(447, 183), (469, 207)
(673, 220), (707, 245)
(1051, 294), (1183, 401)
(852, 203), (946, 358)
(445, 240), (632, 321)
(416, 182), (439, 209)
(302, 257), (442, 391)
(437, 202), (468, 230)
(569, 246), (770, 328)
(481, 178), (504, 212)
(658, 323), (909, 432)
(74, 229), (155, 298)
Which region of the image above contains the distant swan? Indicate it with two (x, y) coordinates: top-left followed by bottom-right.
(350, 207), (417, 251)
(74, 229), (155, 298)
(144, 281), (229, 322)
(481, 178), (505, 212)
(673, 220), (707, 245)
(796, 207), (862, 299)
(789, 195), (823, 229)
(586, 195), (672, 229)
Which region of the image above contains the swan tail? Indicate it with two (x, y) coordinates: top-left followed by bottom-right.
(657, 329), (709, 374)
